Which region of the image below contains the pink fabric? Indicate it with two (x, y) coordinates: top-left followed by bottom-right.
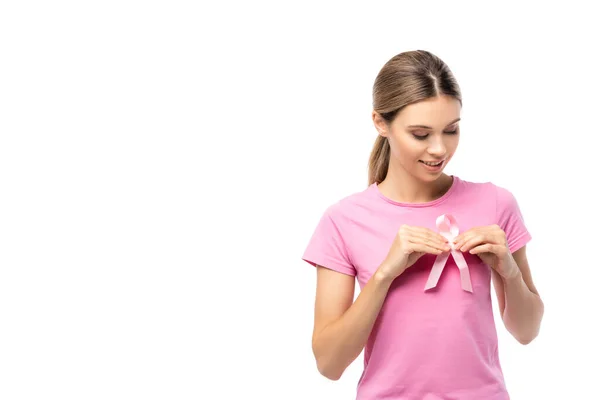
(424, 214), (473, 292)
(302, 176), (531, 400)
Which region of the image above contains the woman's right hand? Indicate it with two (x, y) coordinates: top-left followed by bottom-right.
(377, 225), (451, 281)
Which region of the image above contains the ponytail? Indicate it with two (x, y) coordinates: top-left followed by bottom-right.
(367, 135), (390, 186)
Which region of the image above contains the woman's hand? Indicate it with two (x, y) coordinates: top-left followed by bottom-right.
(377, 225), (451, 282)
(452, 224), (519, 280)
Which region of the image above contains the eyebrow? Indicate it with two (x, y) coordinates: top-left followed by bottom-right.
(407, 118), (461, 129)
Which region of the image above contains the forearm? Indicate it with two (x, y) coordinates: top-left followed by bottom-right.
(313, 267), (394, 380)
(502, 269), (544, 344)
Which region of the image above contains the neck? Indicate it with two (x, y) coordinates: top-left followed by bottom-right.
(377, 167), (453, 204)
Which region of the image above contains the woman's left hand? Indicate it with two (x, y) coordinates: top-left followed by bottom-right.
(452, 224), (520, 280)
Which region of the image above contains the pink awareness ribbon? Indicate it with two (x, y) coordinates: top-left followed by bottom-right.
(424, 214), (473, 293)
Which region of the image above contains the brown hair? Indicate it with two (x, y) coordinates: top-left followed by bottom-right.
(368, 50), (462, 186)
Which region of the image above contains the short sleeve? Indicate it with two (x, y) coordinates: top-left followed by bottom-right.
(301, 206), (356, 277)
(495, 185), (532, 253)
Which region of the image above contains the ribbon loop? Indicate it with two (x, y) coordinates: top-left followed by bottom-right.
(424, 214), (473, 293)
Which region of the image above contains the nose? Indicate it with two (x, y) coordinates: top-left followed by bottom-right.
(427, 136), (447, 157)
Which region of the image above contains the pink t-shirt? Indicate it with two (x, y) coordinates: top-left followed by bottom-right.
(302, 175), (531, 400)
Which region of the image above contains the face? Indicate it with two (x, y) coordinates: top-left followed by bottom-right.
(373, 95), (461, 181)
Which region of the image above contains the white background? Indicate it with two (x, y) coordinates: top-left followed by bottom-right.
(1, 1), (598, 399)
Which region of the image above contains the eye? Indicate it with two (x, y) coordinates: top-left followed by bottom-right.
(412, 128), (459, 140)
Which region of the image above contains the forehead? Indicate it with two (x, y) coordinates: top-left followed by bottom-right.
(396, 96), (461, 128)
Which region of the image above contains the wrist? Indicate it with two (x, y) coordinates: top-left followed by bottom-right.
(502, 265), (522, 283)
(374, 264), (401, 286)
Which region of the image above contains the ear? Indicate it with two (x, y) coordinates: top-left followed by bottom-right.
(372, 110), (389, 137)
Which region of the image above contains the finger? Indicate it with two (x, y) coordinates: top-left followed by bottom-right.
(453, 227), (477, 242)
(409, 226), (449, 247)
(453, 230), (476, 248)
(408, 236), (450, 252)
(458, 235), (488, 252)
(453, 226), (490, 246)
(408, 232), (451, 252)
(453, 234), (465, 249)
(408, 241), (446, 255)
(458, 230), (504, 251)
(468, 243), (500, 255)
(455, 227), (503, 249)
(469, 243), (504, 257)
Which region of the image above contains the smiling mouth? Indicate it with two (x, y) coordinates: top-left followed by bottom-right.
(419, 160), (444, 166)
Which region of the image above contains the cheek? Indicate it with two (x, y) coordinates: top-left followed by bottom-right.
(446, 137), (459, 154)
(436, 134), (459, 154)
(448, 133), (460, 146)
(392, 136), (423, 159)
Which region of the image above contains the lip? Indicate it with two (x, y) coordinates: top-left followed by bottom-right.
(419, 159), (445, 171)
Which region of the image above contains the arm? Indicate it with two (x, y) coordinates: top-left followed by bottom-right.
(491, 245), (544, 344)
(312, 265), (393, 380)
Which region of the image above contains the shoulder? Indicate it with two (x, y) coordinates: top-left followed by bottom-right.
(471, 179), (526, 226)
(451, 177), (525, 223)
(452, 175), (498, 199)
(321, 184), (374, 218)
(454, 176), (515, 200)
(480, 180), (520, 212)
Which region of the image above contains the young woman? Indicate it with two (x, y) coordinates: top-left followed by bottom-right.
(302, 50), (544, 400)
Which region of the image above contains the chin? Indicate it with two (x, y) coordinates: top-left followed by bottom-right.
(417, 171), (447, 184)
(419, 168), (445, 176)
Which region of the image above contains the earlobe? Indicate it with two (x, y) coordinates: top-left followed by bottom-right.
(372, 111), (388, 137)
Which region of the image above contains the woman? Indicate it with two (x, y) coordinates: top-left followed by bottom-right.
(301, 50), (544, 400)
